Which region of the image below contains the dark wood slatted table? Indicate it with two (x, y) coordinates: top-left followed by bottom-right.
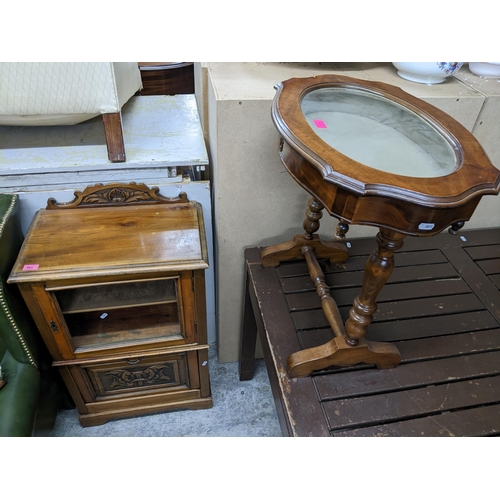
(240, 228), (500, 437)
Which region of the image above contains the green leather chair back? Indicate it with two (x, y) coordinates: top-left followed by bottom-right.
(0, 194), (39, 367)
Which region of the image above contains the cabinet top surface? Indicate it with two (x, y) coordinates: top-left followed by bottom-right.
(8, 203), (208, 283)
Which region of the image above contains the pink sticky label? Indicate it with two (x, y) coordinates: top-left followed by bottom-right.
(22, 264), (39, 271)
(313, 119), (327, 129)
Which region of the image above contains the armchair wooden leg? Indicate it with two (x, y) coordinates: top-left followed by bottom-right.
(102, 112), (126, 162)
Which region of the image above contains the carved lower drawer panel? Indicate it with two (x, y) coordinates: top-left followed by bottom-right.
(56, 348), (211, 422)
(81, 352), (191, 399)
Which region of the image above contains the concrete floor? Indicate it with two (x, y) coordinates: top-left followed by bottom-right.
(52, 344), (282, 437)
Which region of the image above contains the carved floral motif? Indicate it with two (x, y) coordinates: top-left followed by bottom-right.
(102, 363), (177, 390)
(83, 187), (153, 205)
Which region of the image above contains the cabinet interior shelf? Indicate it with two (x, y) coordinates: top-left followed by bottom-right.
(67, 302), (182, 350)
(54, 278), (178, 315)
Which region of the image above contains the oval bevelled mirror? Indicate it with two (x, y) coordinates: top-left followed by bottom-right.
(300, 87), (458, 178)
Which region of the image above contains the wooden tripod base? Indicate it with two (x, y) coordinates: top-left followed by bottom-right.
(261, 234), (349, 268)
(288, 336), (402, 378)
(260, 226), (404, 377)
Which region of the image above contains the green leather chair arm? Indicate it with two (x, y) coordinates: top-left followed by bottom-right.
(0, 193), (69, 436)
(0, 193), (41, 436)
(0, 350), (41, 437)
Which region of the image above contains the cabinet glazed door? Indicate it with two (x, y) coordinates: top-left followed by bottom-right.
(43, 273), (199, 357)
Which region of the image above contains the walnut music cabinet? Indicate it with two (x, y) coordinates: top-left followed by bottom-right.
(8, 182), (211, 427)
(262, 75), (500, 378)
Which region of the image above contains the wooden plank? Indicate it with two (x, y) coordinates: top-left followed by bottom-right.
(373, 293), (484, 322)
(490, 274), (500, 289)
(465, 244), (500, 261)
(299, 313), (500, 349)
(476, 258), (500, 275)
(332, 403), (500, 437)
(443, 246), (500, 320)
(281, 262), (459, 293)
(323, 375), (500, 431)
(276, 256), (368, 279)
(300, 328), (500, 363)
(314, 350), (500, 400)
(366, 310), (499, 342)
(285, 278), (471, 310)
(394, 329), (500, 362)
(330, 249), (448, 269)
(291, 293), (484, 331)
(276, 249), (449, 278)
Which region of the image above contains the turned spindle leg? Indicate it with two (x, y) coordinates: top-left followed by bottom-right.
(260, 197), (348, 267)
(345, 228), (406, 345)
(303, 197), (324, 239)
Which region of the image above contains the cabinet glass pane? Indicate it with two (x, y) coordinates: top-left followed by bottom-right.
(54, 278), (182, 350)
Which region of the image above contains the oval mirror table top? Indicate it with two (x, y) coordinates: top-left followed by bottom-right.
(272, 74), (500, 236)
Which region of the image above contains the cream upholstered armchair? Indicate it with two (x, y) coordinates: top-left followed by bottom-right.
(0, 62), (143, 162)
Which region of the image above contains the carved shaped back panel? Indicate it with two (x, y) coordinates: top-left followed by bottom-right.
(46, 182), (188, 209)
